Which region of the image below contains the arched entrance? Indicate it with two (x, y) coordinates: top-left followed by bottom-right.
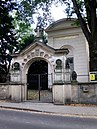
(27, 59), (48, 90)
(27, 59), (52, 102)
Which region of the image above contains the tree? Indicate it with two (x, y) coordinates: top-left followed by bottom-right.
(71, 0), (97, 71)
(17, 0), (54, 27)
(12, 10), (48, 52)
(17, 0), (97, 71)
(12, 11), (35, 51)
(0, 0), (18, 80)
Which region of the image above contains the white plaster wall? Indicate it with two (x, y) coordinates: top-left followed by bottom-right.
(47, 27), (89, 82)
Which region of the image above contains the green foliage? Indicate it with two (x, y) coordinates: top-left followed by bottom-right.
(12, 10), (35, 52)
(17, 0), (55, 27)
(12, 8), (49, 52)
(19, 34), (35, 51)
(0, 0), (19, 75)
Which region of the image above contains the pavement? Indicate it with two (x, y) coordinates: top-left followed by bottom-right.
(0, 101), (97, 117)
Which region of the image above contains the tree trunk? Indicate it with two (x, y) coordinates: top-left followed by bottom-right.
(89, 38), (97, 71)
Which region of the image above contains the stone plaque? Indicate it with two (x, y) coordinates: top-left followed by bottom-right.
(10, 70), (21, 82)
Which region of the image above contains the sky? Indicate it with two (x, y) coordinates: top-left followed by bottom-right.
(32, 2), (76, 28)
(31, 4), (67, 29)
(51, 4), (66, 20)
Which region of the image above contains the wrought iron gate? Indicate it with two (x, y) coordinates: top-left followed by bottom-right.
(27, 74), (52, 103)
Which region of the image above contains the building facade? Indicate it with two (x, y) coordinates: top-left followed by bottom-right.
(9, 18), (90, 102)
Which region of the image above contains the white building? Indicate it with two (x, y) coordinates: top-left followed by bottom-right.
(46, 18), (89, 82)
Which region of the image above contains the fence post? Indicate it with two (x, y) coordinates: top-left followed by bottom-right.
(38, 74), (40, 101)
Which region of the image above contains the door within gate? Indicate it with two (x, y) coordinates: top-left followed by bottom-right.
(27, 74), (52, 103)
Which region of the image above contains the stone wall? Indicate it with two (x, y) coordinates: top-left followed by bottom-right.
(0, 83), (10, 100)
(53, 82), (97, 105)
(1, 82), (97, 104)
(71, 82), (97, 104)
(0, 83), (26, 101)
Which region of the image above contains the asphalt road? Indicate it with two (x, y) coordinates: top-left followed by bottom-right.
(0, 109), (97, 129)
